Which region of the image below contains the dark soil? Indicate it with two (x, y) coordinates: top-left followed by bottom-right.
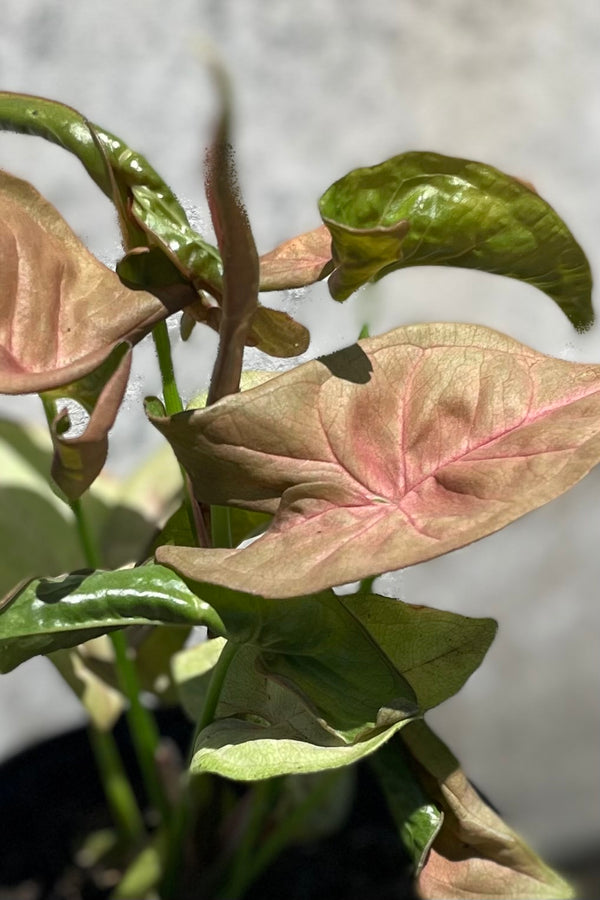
(0, 711), (418, 900)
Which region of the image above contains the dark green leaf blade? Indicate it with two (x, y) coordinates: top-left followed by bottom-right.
(0, 564), (222, 673)
(341, 592), (497, 710)
(319, 151), (593, 331)
(369, 737), (442, 874)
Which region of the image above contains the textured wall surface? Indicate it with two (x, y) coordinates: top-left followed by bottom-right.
(1, 0), (600, 867)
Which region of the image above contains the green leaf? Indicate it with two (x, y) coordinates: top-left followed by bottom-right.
(181, 643), (417, 781)
(50, 644), (125, 731)
(0, 419), (175, 592)
(403, 721), (575, 899)
(319, 151), (593, 331)
(0, 564), (222, 673)
(369, 737), (442, 874)
(341, 593), (497, 710)
(172, 587), (494, 779)
(154, 322), (600, 598)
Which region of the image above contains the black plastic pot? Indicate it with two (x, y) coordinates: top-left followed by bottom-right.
(0, 711), (418, 900)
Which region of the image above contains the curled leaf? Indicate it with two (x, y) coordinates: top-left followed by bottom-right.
(154, 322), (600, 597)
(0, 92), (223, 297)
(319, 151), (594, 331)
(204, 60), (259, 403)
(43, 342), (132, 500)
(259, 225), (333, 291)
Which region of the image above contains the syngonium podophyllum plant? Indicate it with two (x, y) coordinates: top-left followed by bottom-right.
(0, 73), (594, 899)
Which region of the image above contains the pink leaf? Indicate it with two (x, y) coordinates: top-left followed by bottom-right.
(152, 322), (600, 597)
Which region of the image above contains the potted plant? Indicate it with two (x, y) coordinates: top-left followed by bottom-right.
(0, 63), (592, 898)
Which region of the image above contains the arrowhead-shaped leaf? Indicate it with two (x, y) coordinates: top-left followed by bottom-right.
(403, 722), (575, 899)
(319, 152), (593, 331)
(172, 586), (494, 778)
(153, 322), (600, 597)
(259, 225), (333, 291)
(0, 170), (171, 394)
(175, 641), (418, 781)
(0, 564), (222, 673)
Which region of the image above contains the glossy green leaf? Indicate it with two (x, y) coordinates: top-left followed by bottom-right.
(319, 152), (593, 331)
(0, 92), (223, 298)
(369, 737), (442, 874)
(403, 721), (575, 899)
(0, 564), (222, 673)
(154, 322), (600, 598)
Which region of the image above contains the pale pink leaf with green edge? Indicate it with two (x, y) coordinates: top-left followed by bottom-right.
(259, 225), (333, 291)
(403, 722), (574, 899)
(152, 322), (600, 598)
(0, 170), (175, 394)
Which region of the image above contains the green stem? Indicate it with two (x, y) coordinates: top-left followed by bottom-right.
(219, 780), (278, 900)
(151, 320), (201, 547)
(88, 725), (146, 845)
(152, 319), (184, 414)
(71, 496), (102, 568)
(110, 629), (171, 824)
(219, 769), (342, 899)
(161, 640), (239, 899)
(191, 639), (239, 761)
(40, 396), (149, 845)
(71, 495), (171, 824)
(359, 575), (376, 594)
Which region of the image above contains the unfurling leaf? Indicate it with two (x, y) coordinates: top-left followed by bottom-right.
(259, 225), (333, 291)
(204, 60), (259, 403)
(319, 152), (593, 331)
(153, 322), (600, 597)
(42, 342), (132, 499)
(0, 170), (172, 394)
(403, 722), (574, 899)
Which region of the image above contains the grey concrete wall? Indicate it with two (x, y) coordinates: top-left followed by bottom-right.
(1, 0), (600, 867)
